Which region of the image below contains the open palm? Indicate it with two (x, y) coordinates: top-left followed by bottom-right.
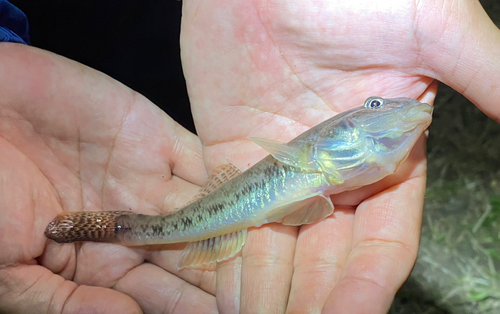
(1, 0), (499, 313)
(0, 44), (220, 313)
(181, 0), (497, 313)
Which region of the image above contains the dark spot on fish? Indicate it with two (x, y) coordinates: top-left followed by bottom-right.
(151, 224), (164, 235)
(204, 201), (226, 218)
(264, 166), (274, 177)
(182, 217), (193, 227)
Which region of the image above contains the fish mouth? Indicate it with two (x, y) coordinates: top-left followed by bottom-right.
(400, 102), (433, 123)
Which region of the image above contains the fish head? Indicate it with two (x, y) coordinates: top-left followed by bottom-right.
(350, 96), (433, 161)
(314, 97), (433, 191)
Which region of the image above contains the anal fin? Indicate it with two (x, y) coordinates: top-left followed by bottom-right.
(177, 229), (247, 269)
(267, 194), (334, 226)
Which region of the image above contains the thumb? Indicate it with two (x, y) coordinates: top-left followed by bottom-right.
(419, 0), (500, 121)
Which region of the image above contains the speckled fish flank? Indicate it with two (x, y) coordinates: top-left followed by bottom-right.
(45, 97), (433, 268)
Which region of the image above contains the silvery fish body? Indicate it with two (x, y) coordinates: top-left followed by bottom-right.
(45, 97), (433, 268)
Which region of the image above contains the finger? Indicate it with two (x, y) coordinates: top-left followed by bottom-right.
(285, 208), (354, 313)
(329, 80), (437, 207)
(0, 44), (206, 213)
(146, 245), (217, 296)
(161, 175), (204, 214)
(417, 79), (439, 105)
(215, 255), (242, 314)
(322, 174), (426, 313)
(169, 119), (207, 186)
(103, 101), (207, 212)
(330, 134), (429, 206)
(0, 265), (141, 314)
(417, 1), (500, 121)
(114, 262), (217, 314)
(239, 224), (297, 314)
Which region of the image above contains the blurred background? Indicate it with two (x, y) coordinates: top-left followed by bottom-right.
(11, 1), (500, 313)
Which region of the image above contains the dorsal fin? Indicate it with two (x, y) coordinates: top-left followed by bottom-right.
(182, 164), (242, 207)
(198, 164), (241, 196)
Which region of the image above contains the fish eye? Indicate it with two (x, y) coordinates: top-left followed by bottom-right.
(364, 97), (385, 109)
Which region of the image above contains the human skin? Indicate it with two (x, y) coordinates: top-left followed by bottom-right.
(0, 1), (499, 314)
(181, 0), (499, 313)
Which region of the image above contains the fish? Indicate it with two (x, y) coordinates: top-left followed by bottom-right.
(44, 96), (433, 269)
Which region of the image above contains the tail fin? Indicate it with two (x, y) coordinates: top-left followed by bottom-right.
(44, 211), (131, 243)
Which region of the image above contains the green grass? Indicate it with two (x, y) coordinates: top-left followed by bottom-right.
(391, 86), (500, 313)
(390, 2), (500, 311)
(389, 3), (500, 308)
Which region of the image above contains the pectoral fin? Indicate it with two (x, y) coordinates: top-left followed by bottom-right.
(251, 137), (344, 184)
(279, 195), (334, 225)
(250, 137), (312, 169)
(267, 194), (334, 226)
(177, 229), (247, 269)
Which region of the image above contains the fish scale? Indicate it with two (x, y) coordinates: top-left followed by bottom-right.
(45, 96), (433, 268)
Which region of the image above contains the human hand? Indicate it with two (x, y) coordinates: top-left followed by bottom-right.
(0, 44), (220, 313)
(181, 0), (500, 313)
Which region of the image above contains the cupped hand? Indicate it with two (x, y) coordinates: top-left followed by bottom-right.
(181, 0), (500, 313)
(0, 44), (218, 313)
(2, 0), (499, 313)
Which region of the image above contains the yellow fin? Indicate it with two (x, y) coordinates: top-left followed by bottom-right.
(177, 229), (247, 269)
(250, 137), (312, 169)
(251, 137), (344, 184)
(266, 194), (334, 226)
(182, 164), (241, 207)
